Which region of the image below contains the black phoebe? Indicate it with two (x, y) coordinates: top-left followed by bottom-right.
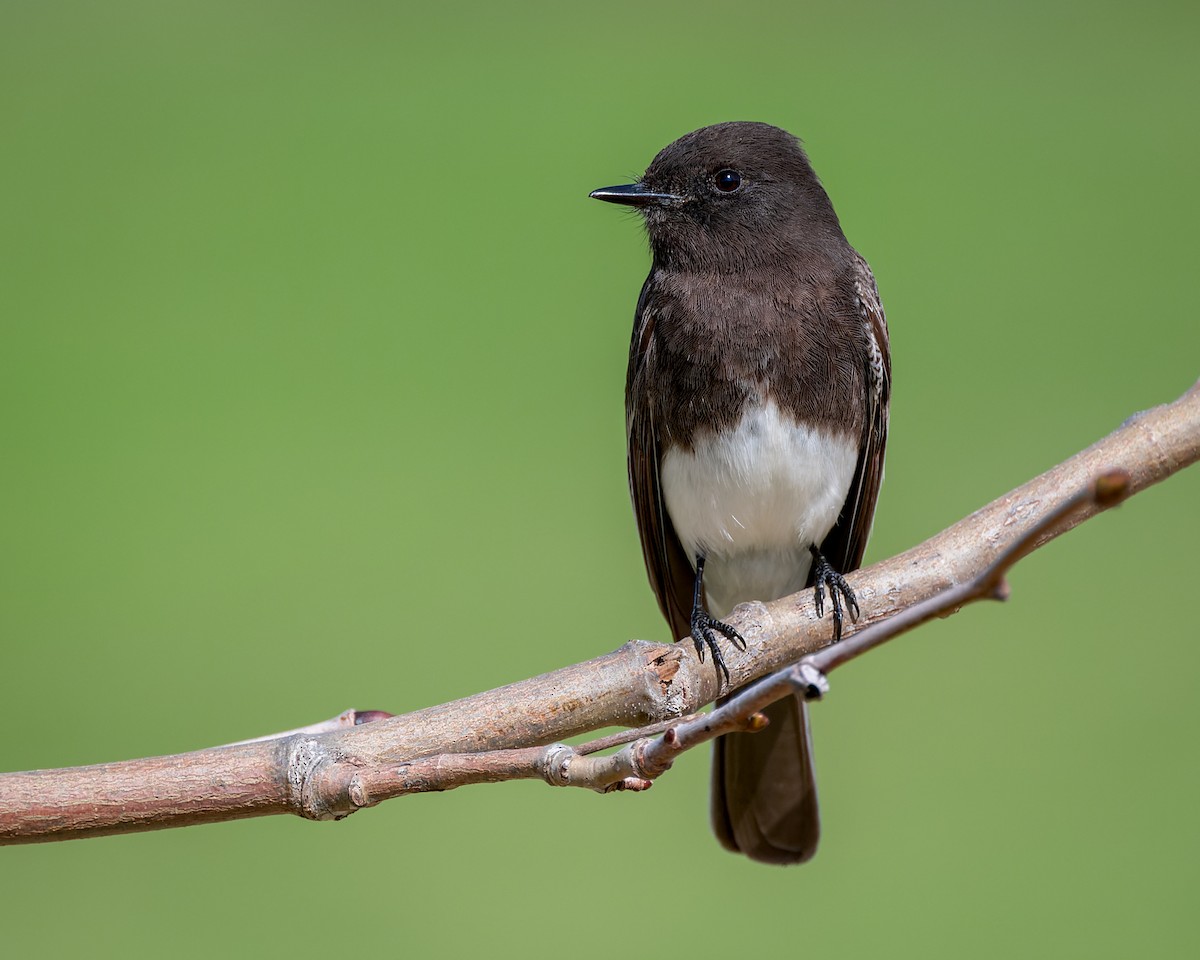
(590, 122), (890, 864)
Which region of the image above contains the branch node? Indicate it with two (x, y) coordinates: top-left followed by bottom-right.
(632, 736), (674, 779)
(603, 778), (653, 793)
(650, 645), (684, 687)
(745, 712), (770, 732)
(352, 710), (394, 725)
(539, 743), (576, 787)
(347, 774), (370, 809)
(286, 738), (350, 821)
(795, 661), (830, 701)
(1094, 468), (1132, 507)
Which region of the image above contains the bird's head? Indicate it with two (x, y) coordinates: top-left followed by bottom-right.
(590, 122), (844, 272)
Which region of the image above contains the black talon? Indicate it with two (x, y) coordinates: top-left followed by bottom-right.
(688, 555), (745, 683)
(809, 545), (859, 642)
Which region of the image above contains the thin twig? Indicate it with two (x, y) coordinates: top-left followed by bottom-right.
(368, 471), (1134, 797)
(224, 709), (394, 746)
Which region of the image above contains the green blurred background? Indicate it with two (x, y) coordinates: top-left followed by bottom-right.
(2, 0), (1197, 955)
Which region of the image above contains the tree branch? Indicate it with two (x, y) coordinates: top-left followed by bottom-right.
(1, 381), (1196, 844)
(328, 466), (1134, 800)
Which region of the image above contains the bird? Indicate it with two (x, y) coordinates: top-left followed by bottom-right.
(590, 121), (890, 864)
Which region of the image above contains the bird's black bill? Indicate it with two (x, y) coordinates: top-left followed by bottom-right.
(589, 182), (682, 207)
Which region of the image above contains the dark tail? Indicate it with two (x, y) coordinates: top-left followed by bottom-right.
(710, 692), (820, 864)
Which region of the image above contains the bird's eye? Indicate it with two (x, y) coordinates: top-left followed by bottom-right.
(714, 169), (742, 193)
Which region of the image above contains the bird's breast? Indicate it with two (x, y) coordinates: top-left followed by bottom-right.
(660, 399), (858, 617)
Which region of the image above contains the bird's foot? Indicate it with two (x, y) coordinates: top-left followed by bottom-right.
(809, 545), (860, 642)
(690, 609), (746, 683)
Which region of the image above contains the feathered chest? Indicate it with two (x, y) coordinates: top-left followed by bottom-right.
(629, 269), (870, 451)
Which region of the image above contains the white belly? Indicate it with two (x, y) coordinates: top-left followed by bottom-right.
(660, 400), (858, 618)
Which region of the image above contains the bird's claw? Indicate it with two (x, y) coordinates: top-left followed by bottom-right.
(690, 611), (746, 683)
(809, 545), (859, 642)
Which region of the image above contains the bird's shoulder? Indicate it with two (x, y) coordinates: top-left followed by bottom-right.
(848, 251), (891, 408)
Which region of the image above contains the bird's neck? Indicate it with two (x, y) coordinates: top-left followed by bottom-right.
(651, 226), (848, 277)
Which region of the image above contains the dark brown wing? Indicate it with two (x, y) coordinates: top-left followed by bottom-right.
(816, 253), (891, 574)
(626, 274), (695, 641)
